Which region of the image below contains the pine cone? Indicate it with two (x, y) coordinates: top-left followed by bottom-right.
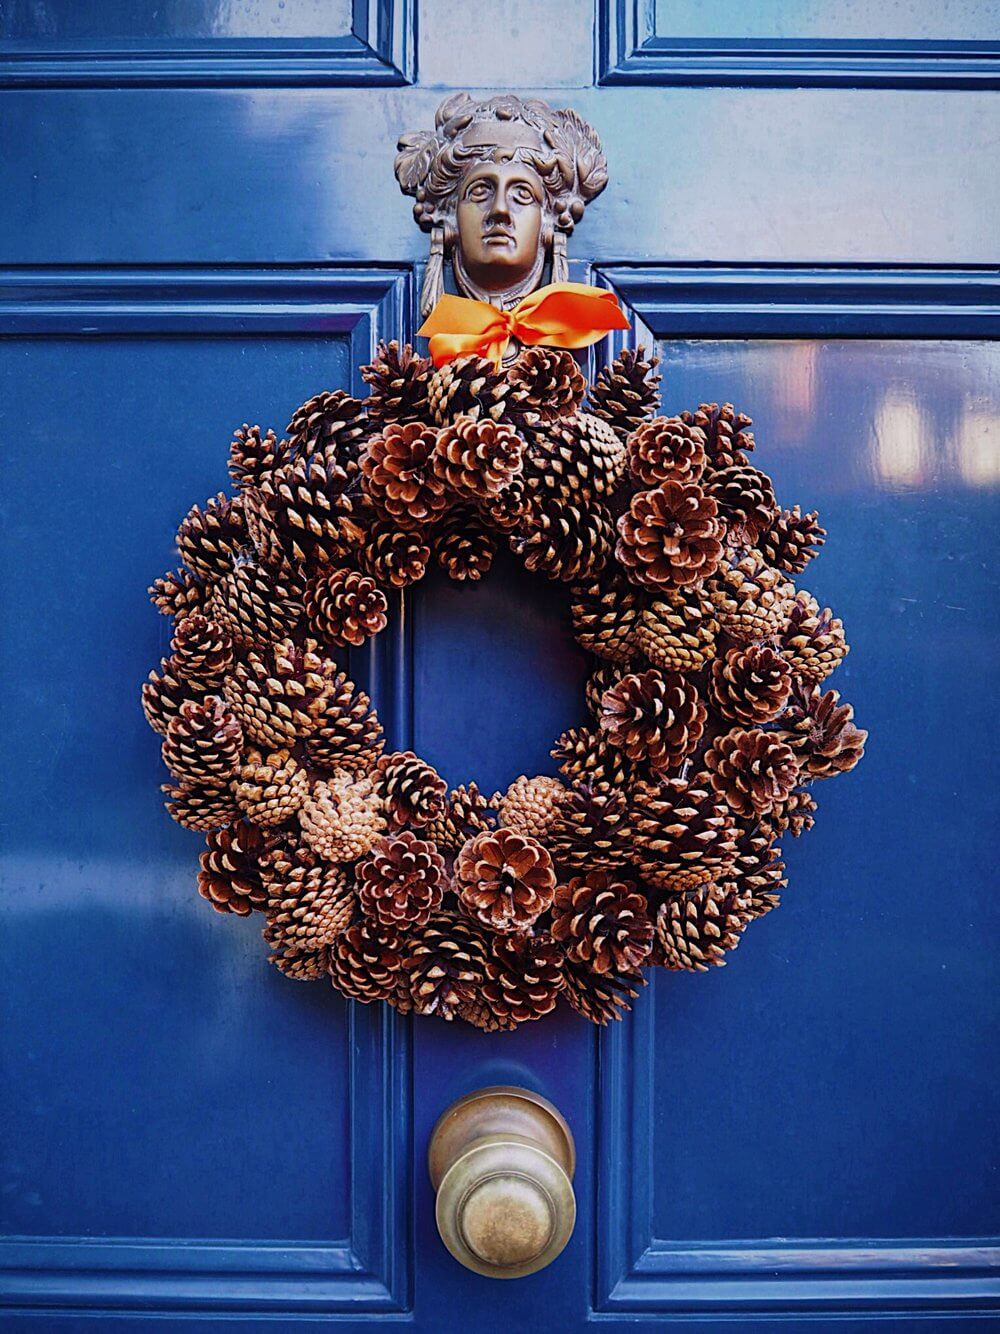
(432, 417), (523, 499)
(149, 568), (205, 619)
(726, 824), (786, 916)
(758, 506), (826, 573)
(427, 355), (509, 425)
(263, 851), (354, 951)
(229, 424), (289, 493)
(551, 726), (631, 788)
(306, 672), (384, 774)
(142, 657), (205, 736)
(511, 496), (615, 583)
(496, 775), (566, 840)
(655, 882), (752, 972)
(329, 918), (404, 1003)
(507, 348), (585, 425)
(483, 932), (566, 1025)
(779, 592), (849, 683)
(636, 588), (719, 673)
(627, 416), (707, 487)
(162, 779), (239, 831)
(198, 822), (268, 915)
(224, 637), (335, 748)
(616, 482), (723, 589)
(299, 770), (386, 861)
(357, 831), (445, 929)
(680, 403), (755, 472)
(404, 914), (489, 1020)
(570, 579), (641, 662)
(600, 669), (706, 771)
(480, 472), (528, 534)
(584, 664), (635, 721)
(423, 782), (495, 851)
(176, 493), (246, 579)
(776, 687), (866, 779)
(761, 788), (818, 839)
(586, 345), (661, 435)
(170, 613), (234, 685)
(704, 728), (799, 818)
(361, 340), (433, 426)
(709, 643), (794, 725)
(547, 779), (630, 872)
(707, 551), (793, 644)
(551, 871), (653, 974)
(304, 567), (388, 647)
(434, 508), (497, 581)
(376, 750), (447, 828)
(362, 421), (448, 526)
(522, 413), (626, 504)
(455, 828), (556, 932)
(357, 520), (431, 588)
(629, 777), (738, 892)
(707, 464), (778, 546)
(562, 956), (643, 1024)
(286, 389), (367, 468)
(208, 559), (304, 648)
(162, 696), (243, 786)
(265, 441), (361, 568)
(457, 994), (518, 1033)
(269, 945), (331, 981)
(235, 748), (308, 828)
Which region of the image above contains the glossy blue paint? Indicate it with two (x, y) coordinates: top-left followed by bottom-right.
(2, 3), (999, 1329)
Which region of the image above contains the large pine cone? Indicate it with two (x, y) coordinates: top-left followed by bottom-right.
(547, 779), (630, 872)
(496, 774), (566, 841)
(679, 402), (755, 472)
(432, 417), (523, 499)
(551, 726), (630, 789)
(224, 637), (335, 748)
(142, 657), (205, 736)
(512, 496), (615, 583)
(229, 424), (289, 493)
(149, 568), (206, 619)
(704, 728), (799, 818)
(707, 464), (778, 546)
(162, 779), (239, 831)
(235, 748), (308, 828)
(262, 848), (354, 952)
(162, 696), (242, 786)
(361, 422), (448, 526)
(208, 560), (304, 648)
(305, 567), (388, 647)
(427, 355), (509, 425)
(357, 831), (445, 929)
(404, 914), (489, 1019)
(306, 671), (384, 774)
(433, 508), (498, 582)
(376, 750), (447, 828)
(600, 669), (706, 770)
(776, 687), (867, 778)
(586, 345), (661, 436)
(655, 882), (752, 972)
(286, 389), (367, 467)
(482, 932), (566, 1026)
(264, 441), (361, 568)
(627, 416), (707, 486)
(361, 340), (432, 426)
(423, 782), (495, 852)
(455, 828), (556, 932)
(507, 348), (585, 425)
(357, 520), (431, 588)
(758, 505), (826, 573)
(198, 821), (268, 915)
(562, 956), (643, 1024)
(780, 592), (849, 683)
(709, 643), (794, 725)
(707, 551), (793, 644)
(171, 614), (234, 685)
(299, 770), (386, 861)
(522, 413), (626, 504)
(636, 587), (719, 673)
(551, 871), (653, 974)
(570, 579), (641, 662)
(176, 493), (246, 579)
(329, 918), (404, 1003)
(616, 481), (723, 589)
(629, 777), (738, 893)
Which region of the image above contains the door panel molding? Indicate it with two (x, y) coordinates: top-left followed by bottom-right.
(597, 0), (1000, 88)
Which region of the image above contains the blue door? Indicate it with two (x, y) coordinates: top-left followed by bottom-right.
(2, 3), (998, 1328)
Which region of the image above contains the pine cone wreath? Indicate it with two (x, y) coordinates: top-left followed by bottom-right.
(162, 696), (243, 787)
(707, 550), (793, 644)
(586, 345), (661, 436)
(376, 750), (447, 829)
(263, 851), (355, 952)
(170, 614), (234, 685)
(707, 464), (778, 547)
(357, 520), (431, 588)
(142, 657), (205, 736)
(570, 578), (641, 662)
(404, 914), (489, 1020)
(198, 821), (269, 915)
(704, 728), (799, 818)
(427, 354), (509, 425)
(547, 779), (630, 872)
(286, 389), (368, 469)
(329, 918), (404, 1003)
(306, 672), (384, 774)
(507, 347), (586, 425)
(627, 416), (707, 487)
(455, 828), (556, 932)
(362, 421), (448, 526)
(229, 424), (289, 493)
(758, 505), (826, 573)
(224, 637), (335, 748)
(149, 568), (206, 619)
(551, 726), (631, 789)
(561, 955), (643, 1024)
(208, 559), (304, 648)
(680, 402), (755, 472)
(361, 340), (433, 426)
(482, 932), (566, 1026)
(655, 882), (752, 972)
(162, 779), (240, 832)
(432, 417), (523, 499)
(777, 687), (867, 778)
(600, 668), (706, 770)
(176, 493), (247, 579)
(551, 871), (653, 974)
(423, 782), (495, 852)
(235, 748), (308, 828)
(433, 508), (498, 581)
(495, 774), (566, 841)
(636, 587), (719, 673)
(709, 643), (794, 725)
(779, 592), (849, 683)
(304, 567), (388, 647)
(616, 481), (723, 589)
(629, 777), (738, 892)
(299, 770), (386, 861)
(357, 831), (445, 929)
(512, 495), (615, 583)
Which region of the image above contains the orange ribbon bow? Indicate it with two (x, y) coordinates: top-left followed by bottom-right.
(417, 281), (630, 368)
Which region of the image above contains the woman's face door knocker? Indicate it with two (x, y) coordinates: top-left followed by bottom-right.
(456, 160), (544, 297)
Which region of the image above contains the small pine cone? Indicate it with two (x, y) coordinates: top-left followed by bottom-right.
(627, 416), (707, 486)
(512, 496), (615, 583)
(235, 748), (308, 828)
(361, 340), (433, 426)
(423, 782), (496, 852)
(779, 592), (849, 683)
(551, 726), (631, 789)
(458, 994), (517, 1033)
(629, 777), (737, 892)
(704, 728), (799, 818)
(269, 945), (331, 981)
(198, 822), (269, 915)
(329, 919), (404, 1002)
(522, 413), (625, 504)
(551, 871), (653, 974)
(616, 481), (723, 589)
(162, 779), (239, 831)
(707, 464), (778, 546)
(507, 347), (585, 425)
(480, 472), (528, 534)
(584, 663), (637, 721)
(142, 657), (205, 736)
(266, 442), (361, 568)
(434, 509), (498, 582)
(636, 588), (719, 673)
(358, 520), (431, 588)
(483, 932), (566, 1025)
(263, 854), (354, 952)
(376, 750), (447, 829)
(600, 669), (706, 771)
(357, 831), (445, 929)
(709, 643), (794, 725)
(570, 579), (641, 662)
(776, 687), (867, 779)
(586, 345), (662, 436)
(305, 567), (388, 647)
(679, 402), (755, 472)
(655, 882), (752, 972)
(299, 770), (386, 862)
(362, 421), (448, 526)
(224, 637), (335, 748)
(208, 559), (304, 648)
(176, 493), (247, 579)
(286, 389), (368, 469)
(547, 779), (630, 872)
(761, 788), (818, 839)
(707, 550), (794, 644)
(427, 355), (509, 425)
(496, 775), (566, 841)
(404, 914), (489, 1020)
(455, 829), (556, 933)
(307, 672), (384, 774)
(758, 506), (826, 573)
(562, 956), (643, 1024)
(432, 417), (523, 499)
(229, 424), (289, 493)
(170, 613), (234, 684)
(149, 568), (206, 618)
(162, 697), (243, 786)
(728, 820), (787, 907)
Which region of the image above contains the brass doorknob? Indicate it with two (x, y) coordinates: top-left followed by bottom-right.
(428, 1085), (576, 1279)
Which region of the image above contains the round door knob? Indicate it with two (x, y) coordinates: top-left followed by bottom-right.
(428, 1085), (576, 1279)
